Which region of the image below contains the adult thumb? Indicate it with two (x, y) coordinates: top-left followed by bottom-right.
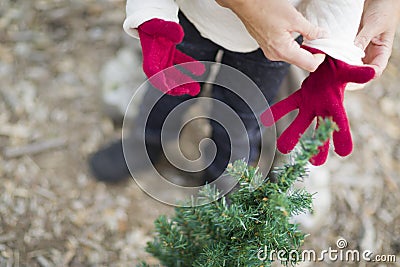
(354, 25), (376, 51)
(293, 13), (326, 40)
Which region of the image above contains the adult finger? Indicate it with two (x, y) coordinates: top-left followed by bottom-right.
(287, 11), (326, 71)
(279, 39), (326, 72)
(364, 32), (395, 77)
(354, 25), (380, 51)
(368, 54), (389, 78)
(292, 11), (327, 41)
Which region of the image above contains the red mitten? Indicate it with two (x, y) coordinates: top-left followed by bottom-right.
(261, 46), (375, 166)
(137, 19), (205, 96)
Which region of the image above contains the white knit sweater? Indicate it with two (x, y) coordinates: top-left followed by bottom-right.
(123, 0), (365, 65)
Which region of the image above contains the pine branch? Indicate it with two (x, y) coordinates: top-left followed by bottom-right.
(143, 117), (337, 267)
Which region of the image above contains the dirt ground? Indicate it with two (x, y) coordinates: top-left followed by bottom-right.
(0, 1), (399, 266)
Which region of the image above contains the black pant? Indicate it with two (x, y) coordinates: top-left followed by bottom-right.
(136, 12), (290, 179)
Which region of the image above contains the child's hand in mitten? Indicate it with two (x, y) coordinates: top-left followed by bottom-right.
(138, 19), (205, 96)
(261, 46), (375, 166)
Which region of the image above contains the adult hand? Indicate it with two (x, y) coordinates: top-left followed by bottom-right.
(355, 0), (400, 77)
(216, 0), (326, 72)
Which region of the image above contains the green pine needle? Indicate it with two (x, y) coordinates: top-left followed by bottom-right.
(143, 117), (337, 267)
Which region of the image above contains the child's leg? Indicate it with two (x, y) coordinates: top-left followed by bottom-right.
(89, 12), (219, 183)
(205, 49), (290, 181)
(133, 89), (195, 157)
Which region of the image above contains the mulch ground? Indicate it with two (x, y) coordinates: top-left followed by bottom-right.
(0, 1), (399, 266)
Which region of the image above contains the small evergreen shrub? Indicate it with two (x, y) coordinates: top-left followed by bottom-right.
(144, 118), (337, 267)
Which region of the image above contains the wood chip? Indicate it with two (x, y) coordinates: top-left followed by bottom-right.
(36, 255), (53, 267)
(0, 233), (16, 243)
(3, 137), (67, 158)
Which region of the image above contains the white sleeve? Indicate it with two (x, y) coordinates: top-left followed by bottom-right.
(300, 0), (365, 65)
(123, 0), (179, 39)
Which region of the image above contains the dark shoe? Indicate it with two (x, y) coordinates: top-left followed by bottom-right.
(88, 139), (161, 183)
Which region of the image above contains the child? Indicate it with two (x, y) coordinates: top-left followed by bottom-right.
(89, 0), (372, 183)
